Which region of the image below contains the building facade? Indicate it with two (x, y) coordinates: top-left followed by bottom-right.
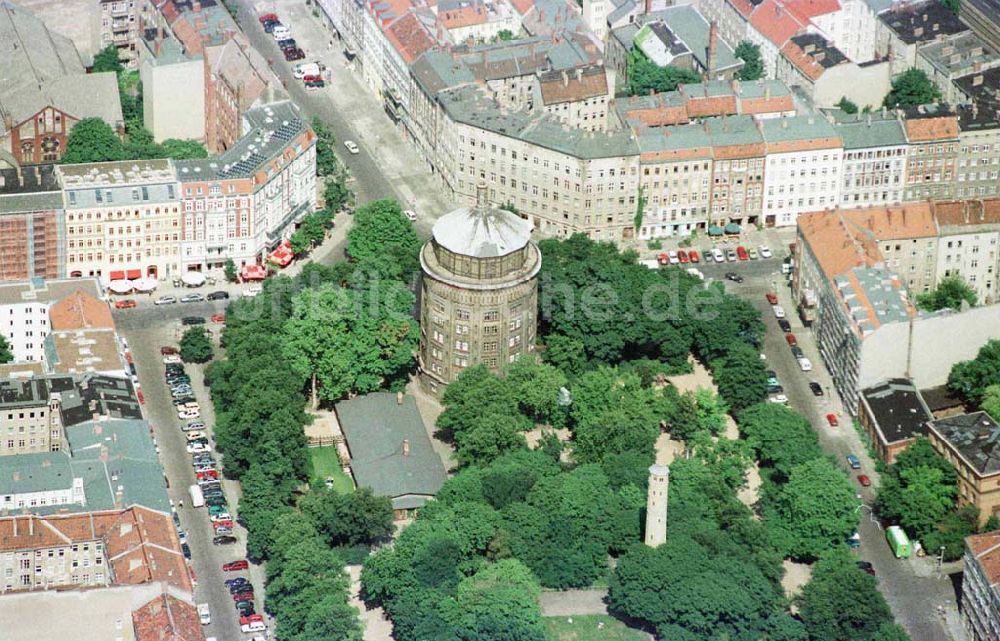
(963, 529), (1000, 641)
(856, 378), (933, 464)
(832, 112), (909, 209)
(419, 184), (541, 396)
(0, 166), (65, 281)
(761, 115), (843, 226)
(100, 0), (144, 69)
(0, 378), (64, 456)
(928, 412), (1000, 526)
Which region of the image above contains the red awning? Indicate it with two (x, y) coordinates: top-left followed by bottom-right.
(126, 269), (141, 279)
(109, 270), (125, 280)
(240, 264), (268, 281)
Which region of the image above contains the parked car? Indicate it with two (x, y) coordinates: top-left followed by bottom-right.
(725, 248), (738, 262)
(736, 246), (749, 261)
(181, 316), (205, 325)
(846, 454), (861, 469)
(276, 38), (297, 51)
(180, 293), (204, 303)
(665, 250), (678, 265)
(232, 590), (254, 602)
(258, 12), (279, 24)
(182, 543), (191, 559)
(240, 614), (264, 625)
(766, 292), (778, 305)
(185, 438), (209, 451)
(403, 209), (417, 222)
(213, 519), (235, 530)
(809, 382), (824, 396)
(790, 346), (804, 359)
(759, 245), (773, 259)
(777, 319), (792, 332)
(209, 508), (231, 520)
(772, 305), (785, 319)
(767, 384), (783, 394)
(223, 560), (249, 572)
(284, 46), (305, 61)
(163, 355), (182, 364)
(785, 333), (797, 347)
(711, 248), (725, 262)
(115, 299), (137, 309)
(857, 474), (871, 487)
(748, 247), (758, 260)
(272, 25), (292, 40)
(798, 357), (812, 371)
(688, 249), (700, 263)
(185, 431), (208, 442)
(211, 313), (225, 323)
(236, 603), (256, 617)
(160, 346), (179, 355)
(262, 20), (280, 33)
(826, 413), (839, 427)
(207, 290), (229, 300)
(725, 272), (744, 283)
(154, 295), (177, 305)
(856, 561), (875, 575)
(768, 393), (788, 404)
(657, 253), (669, 265)
(227, 578), (252, 590)
(242, 285), (262, 298)
(344, 140), (360, 154)
(304, 76), (325, 88)
(677, 250), (689, 264)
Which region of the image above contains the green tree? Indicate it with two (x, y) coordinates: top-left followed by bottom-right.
(0, 335), (12, 364)
(160, 139), (209, 159)
(735, 41), (764, 81)
(570, 367), (660, 463)
(877, 438), (957, 540)
(872, 622), (913, 641)
(916, 274), (977, 311)
(710, 342), (768, 411)
(324, 176), (351, 213)
(91, 44), (123, 74)
(238, 464), (292, 560)
(454, 414), (529, 467)
(627, 48), (700, 96)
(283, 282), (417, 405)
(541, 334), (588, 377)
(949, 339), (1000, 404)
(692, 388), (728, 436)
(883, 68), (942, 108)
(982, 384), (1000, 420)
(939, 0), (960, 15)
(737, 403), (824, 483)
(312, 116), (340, 177)
(455, 559), (543, 632)
(836, 96), (859, 114)
(924, 505), (979, 562)
(303, 486), (395, 547)
(505, 355), (568, 426)
(61, 118), (125, 164)
(798, 547), (894, 641)
(497, 29), (515, 41)
(346, 199), (422, 281)
(223, 258), (238, 282)
(765, 458), (859, 560)
(179, 326), (213, 363)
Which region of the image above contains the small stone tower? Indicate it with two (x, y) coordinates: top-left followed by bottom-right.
(644, 464), (669, 547)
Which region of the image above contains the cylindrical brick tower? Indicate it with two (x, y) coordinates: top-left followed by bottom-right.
(418, 183), (541, 397)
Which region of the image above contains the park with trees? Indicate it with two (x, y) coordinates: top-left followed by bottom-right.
(201, 216), (903, 640)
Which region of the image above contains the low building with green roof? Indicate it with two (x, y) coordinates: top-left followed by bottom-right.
(335, 392), (446, 519)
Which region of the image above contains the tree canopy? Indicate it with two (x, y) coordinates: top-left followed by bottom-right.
(91, 44), (123, 74)
(916, 275), (976, 311)
(179, 327), (213, 363)
(627, 49), (700, 96)
(876, 437), (957, 541)
(836, 97), (859, 114)
(948, 339), (1000, 404)
(0, 335), (12, 364)
(62, 118), (125, 164)
(883, 68), (941, 108)
(735, 41), (764, 81)
(345, 199), (422, 282)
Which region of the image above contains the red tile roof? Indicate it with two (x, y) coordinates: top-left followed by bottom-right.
(49, 290), (114, 331)
(510, 0), (534, 15)
(783, 0), (841, 23)
(797, 210), (882, 280)
(730, 0), (757, 18)
(780, 40), (825, 81)
(750, 0), (806, 47)
(904, 115), (960, 142)
(539, 67), (609, 105)
(440, 0), (488, 28)
(384, 12), (436, 64)
(967, 531), (1000, 586)
(132, 592), (205, 641)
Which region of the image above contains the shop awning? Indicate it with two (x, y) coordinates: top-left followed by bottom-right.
(126, 269), (142, 279)
(109, 270), (125, 280)
(268, 240), (295, 268)
(181, 271), (206, 287)
(108, 280), (132, 294)
(241, 264), (268, 281)
(708, 226), (724, 237)
(725, 223), (741, 234)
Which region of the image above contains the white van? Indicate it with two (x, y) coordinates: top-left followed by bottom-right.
(293, 62), (321, 79)
(198, 603), (211, 625)
(272, 25), (291, 40)
(241, 621), (267, 633)
(798, 357), (812, 371)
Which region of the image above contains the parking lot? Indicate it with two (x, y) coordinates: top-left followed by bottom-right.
(125, 316), (268, 641)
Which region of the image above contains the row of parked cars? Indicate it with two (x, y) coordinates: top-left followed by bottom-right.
(656, 244), (773, 266)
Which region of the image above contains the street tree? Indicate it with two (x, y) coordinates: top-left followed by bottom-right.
(179, 327), (213, 363)
(61, 118), (125, 164)
(876, 439), (957, 540)
(735, 41), (764, 81)
(924, 505), (979, 562)
(883, 68), (941, 108)
(949, 339), (1000, 404)
(224, 258), (238, 282)
(797, 547), (894, 641)
(346, 199), (422, 281)
(0, 335), (12, 363)
(916, 275), (976, 311)
(312, 117), (340, 176)
(765, 458), (858, 560)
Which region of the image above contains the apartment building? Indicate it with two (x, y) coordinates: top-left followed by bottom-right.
(0, 165), (65, 281)
(635, 124), (713, 240)
(537, 66), (614, 132)
(57, 160), (181, 282)
(915, 31), (1000, 106)
(831, 111), (909, 209)
(0, 377), (64, 456)
(776, 33), (891, 110)
(707, 115), (766, 227)
(438, 0), (520, 43)
(903, 105), (959, 202)
(875, 0), (969, 73)
(0, 279), (103, 363)
(932, 199), (1000, 303)
(761, 115), (843, 227)
(175, 101), (317, 271)
(100, 0), (144, 69)
(795, 206), (1000, 409)
(954, 69), (1000, 201)
(963, 529), (1000, 641)
(0, 506), (189, 593)
(928, 412), (1000, 526)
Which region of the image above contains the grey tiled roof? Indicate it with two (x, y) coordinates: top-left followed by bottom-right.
(930, 412), (1000, 476)
(336, 393), (446, 509)
(831, 112), (908, 149)
(0, 278), (101, 307)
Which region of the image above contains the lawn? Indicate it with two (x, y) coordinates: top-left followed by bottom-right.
(543, 615), (648, 641)
(307, 446), (354, 493)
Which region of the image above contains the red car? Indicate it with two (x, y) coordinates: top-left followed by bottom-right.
(136, 389), (145, 404)
(115, 299), (137, 309)
(826, 413), (839, 427)
(161, 346), (179, 355)
(785, 333), (797, 347)
(766, 292), (778, 305)
(737, 246), (749, 261)
(211, 314), (225, 323)
(677, 250), (689, 264)
(233, 591), (255, 602)
(213, 519), (234, 530)
(857, 474), (871, 487)
(688, 250), (700, 263)
(657, 253), (669, 265)
(222, 560), (248, 572)
(197, 469), (219, 480)
(240, 614), (264, 625)
(258, 12), (278, 23)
